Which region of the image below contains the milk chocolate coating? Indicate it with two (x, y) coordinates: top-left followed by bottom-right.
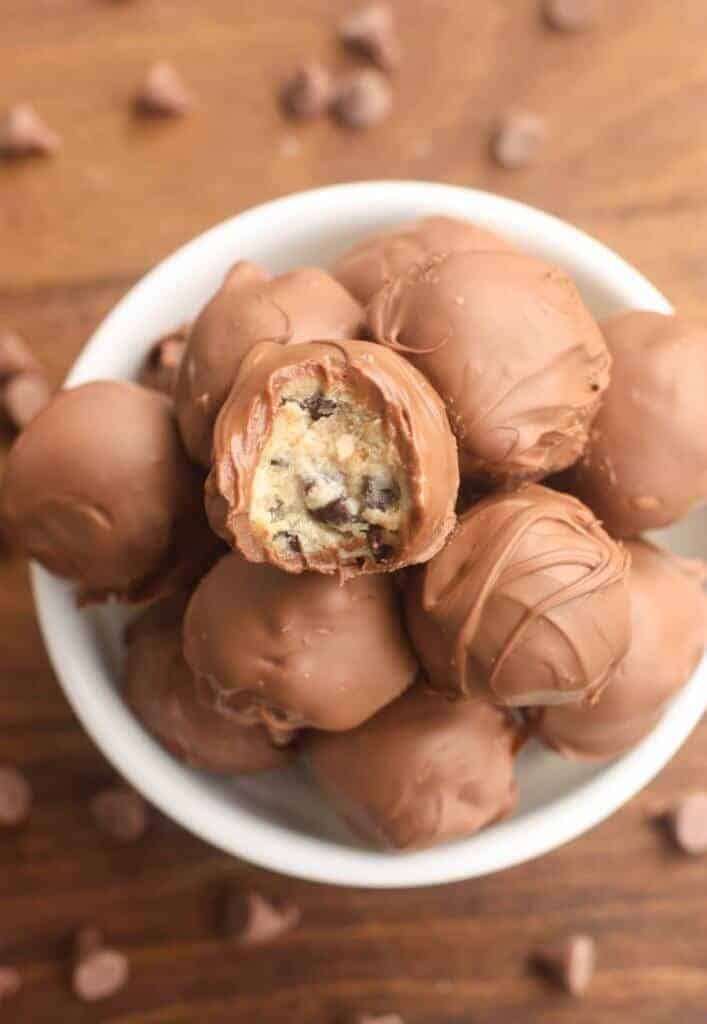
(404, 484), (631, 707)
(369, 250), (610, 486)
(206, 339), (459, 576)
(124, 595), (291, 774)
(556, 312), (707, 536)
(535, 541), (706, 759)
(0, 381), (219, 603)
(175, 262), (365, 464)
(183, 552), (418, 733)
(307, 686), (520, 850)
(333, 215), (512, 305)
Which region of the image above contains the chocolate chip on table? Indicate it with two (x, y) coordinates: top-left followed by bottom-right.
(491, 112), (547, 169)
(666, 792), (707, 855)
(361, 473), (400, 511)
(368, 524), (393, 562)
(281, 62), (333, 119)
(0, 103), (60, 158)
(72, 941), (129, 1003)
(135, 62), (192, 117)
(231, 890), (301, 947)
(0, 331), (41, 381)
(90, 785), (148, 842)
(531, 933), (597, 996)
(310, 497), (353, 527)
(0, 966), (21, 1004)
(2, 372), (52, 430)
(0, 765), (32, 827)
(74, 926), (104, 961)
(338, 3), (401, 71)
(303, 392), (338, 420)
(332, 69), (393, 129)
(543, 0), (600, 32)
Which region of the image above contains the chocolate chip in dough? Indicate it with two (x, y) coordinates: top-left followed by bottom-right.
(361, 473), (400, 511)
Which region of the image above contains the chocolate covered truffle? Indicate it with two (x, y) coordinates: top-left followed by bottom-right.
(175, 262), (365, 464)
(404, 485), (631, 707)
(206, 339), (458, 575)
(125, 595), (291, 774)
(0, 381), (218, 603)
(369, 250), (610, 486)
(183, 552), (418, 734)
(334, 214), (511, 305)
(307, 686), (520, 850)
(536, 541), (706, 759)
(556, 311), (707, 536)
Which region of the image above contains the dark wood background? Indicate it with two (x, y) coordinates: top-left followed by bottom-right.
(2, 1), (707, 1020)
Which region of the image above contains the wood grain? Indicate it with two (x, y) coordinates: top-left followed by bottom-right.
(1, 1), (707, 1021)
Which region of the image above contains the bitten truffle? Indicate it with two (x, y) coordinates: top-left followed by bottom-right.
(369, 250), (610, 485)
(125, 594), (292, 773)
(535, 541), (706, 759)
(205, 339), (459, 575)
(334, 214), (511, 305)
(404, 485), (631, 707)
(0, 381), (218, 603)
(307, 686), (520, 849)
(183, 552), (418, 734)
(175, 262), (364, 465)
(556, 311), (707, 536)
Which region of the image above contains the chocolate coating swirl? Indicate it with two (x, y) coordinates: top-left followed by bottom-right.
(404, 484), (631, 707)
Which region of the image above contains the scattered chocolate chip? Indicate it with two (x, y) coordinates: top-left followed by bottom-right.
(332, 69), (393, 129)
(361, 473), (400, 511)
(666, 792), (707, 855)
(0, 967), (21, 1003)
(74, 926), (104, 961)
(543, 0), (599, 31)
(72, 948), (129, 1003)
(0, 765), (32, 827)
(310, 497), (353, 527)
(338, 3), (401, 71)
(491, 112), (547, 169)
(532, 933), (597, 996)
(0, 103), (60, 158)
(236, 891), (301, 947)
(274, 531), (302, 554)
(139, 329), (188, 397)
(281, 62), (333, 119)
(303, 392), (338, 420)
(135, 62), (191, 117)
(0, 331), (41, 381)
(90, 785), (148, 842)
(2, 372), (52, 430)
(368, 524), (394, 562)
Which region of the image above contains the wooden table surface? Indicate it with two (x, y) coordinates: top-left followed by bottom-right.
(2, 1), (707, 1020)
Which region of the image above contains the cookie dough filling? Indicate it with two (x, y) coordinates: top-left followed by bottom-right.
(249, 378), (411, 565)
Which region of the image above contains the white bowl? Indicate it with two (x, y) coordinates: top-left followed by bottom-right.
(31, 181), (706, 888)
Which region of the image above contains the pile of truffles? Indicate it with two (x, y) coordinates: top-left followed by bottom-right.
(3, 214), (706, 852)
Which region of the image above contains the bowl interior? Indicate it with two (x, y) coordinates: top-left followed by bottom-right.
(32, 182), (706, 887)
